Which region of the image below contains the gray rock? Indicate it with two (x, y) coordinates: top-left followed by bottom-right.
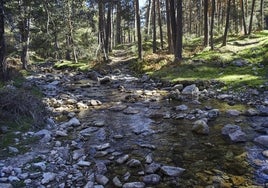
(8, 146), (19, 154)
(207, 109), (220, 119)
(80, 127), (99, 136)
(122, 182), (145, 188)
(116, 155), (129, 164)
(254, 136), (268, 147)
(227, 110), (241, 116)
(143, 174), (161, 185)
(89, 99), (102, 106)
(18, 173), (29, 180)
(182, 84), (199, 95)
(41, 172), (56, 184)
(34, 129), (51, 138)
(0, 177), (8, 182)
(60, 117), (81, 128)
(94, 162), (107, 175)
(192, 119), (209, 135)
(123, 172), (131, 181)
(113, 176), (123, 187)
(77, 160), (91, 167)
(145, 153), (153, 164)
(95, 174), (109, 185)
(245, 108), (259, 116)
(84, 181), (94, 188)
(33, 162), (46, 171)
(73, 149), (85, 160)
(55, 130), (68, 137)
(228, 130), (247, 142)
(257, 105), (268, 116)
(231, 59), (248, 67)
(0, 183), (13, 188)
(94, 143), (110, 151)
(217, 94), (233, 100)
(145, 163), (161, 174)
(99, 76), (111, 84)
(221, 124), (241, 135)
(8, 176), (20, 182)
(175, 104), (188, 111)
(161, 166), (185, 177)
(172, 84), (183, 90)
(127, 159), (142, 167)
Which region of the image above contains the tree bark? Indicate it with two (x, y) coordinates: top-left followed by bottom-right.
(241, 0), (247, 35)
(259, 0), (264, 30)
(116, 2), (122, 45)
(203, 0), (209, 47)
(0, 0), (6, 80)
(174, 0), (182, 61)
(169, 0), (176, 53)
(210, 0), (215, 50)
(166, 0), (172, 53)
(222, 0), (231, 46)
(152, 0), (157, 53)
(134, 0), (142, 59)
(157, 0), (163, 50)
(248, 0), (255, 35)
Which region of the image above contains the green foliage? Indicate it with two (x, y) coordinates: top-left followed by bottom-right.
(54, 60), (91, 71)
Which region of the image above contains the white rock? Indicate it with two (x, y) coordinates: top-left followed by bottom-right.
(41, 172), (56, 184)
(161, 166), (185, 177)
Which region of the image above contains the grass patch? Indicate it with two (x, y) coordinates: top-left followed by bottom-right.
(138, 31), (268, 90)
(54, 60), (91, 71)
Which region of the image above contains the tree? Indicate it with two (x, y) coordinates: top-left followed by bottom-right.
(223, 0), (232, 46)
(175, 0), (183, 61)
(203, 0), (209, 47)
(210, 0), (215, 50)
(0, 0), (6, 79)
(152, 0), (156, 53)
(157, 0), (163, 50)
(134, 0), (142, 59)
(248, 0), (256, 35)
(241, 0), (247, 35)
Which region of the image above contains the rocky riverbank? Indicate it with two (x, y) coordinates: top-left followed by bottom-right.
(0, 54), (268, 187)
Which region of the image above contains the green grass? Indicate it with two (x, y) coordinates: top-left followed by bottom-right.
(138, 31), (268, 90)
(54, 60), (91, 71)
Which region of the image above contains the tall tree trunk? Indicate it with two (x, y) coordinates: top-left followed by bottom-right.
(134, 0), (142, 59)
(203, 0), (209, 47)
(157, 0), (163, 50)
(145, 0), (151, 39)
(0, 0), (6, 80)
(152, 0), (157, 53)
(19, 1), (30, 70)
(241, 0), (247, 35)
(259, 0), (264, 30)
(248, 0), (255, 35)
(222, 0), (232, 46)
(166, 0), (172, 53)
(169, 0), (176, 53)
(98, 0), (108, 61)
(105, 2), (112, 53)
(174, 0), (182, 61)
(67, 0), (77, 63)
(210, 0), (215, 50)
(116, 2), (122, 45)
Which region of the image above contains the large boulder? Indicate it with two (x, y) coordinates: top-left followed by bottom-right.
(254, 136), (268, 147)
(222, 124), (246, 142)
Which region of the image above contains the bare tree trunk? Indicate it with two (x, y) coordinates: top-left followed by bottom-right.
(145, 0), (151, 39)
(241, 0), (247, 35)
(259, 0), (264, 30)
(157, 0), (163, 50)
(152, 0), (157, 53)
(248, 0), (255, 35)
(175, 0), (182, 62)
(210, 0), (215, 50)
(203, 0), (209, 47)
(134, 0), (142, 59)
(98, 0), (108, 61)
(169, 0), (176, 53)
(105, 2), (112, 53)
(166, 0), (172, 53)
(223, 0), (231, 46)
(116, 2), (122, 45)
(0, 0), (6, 80)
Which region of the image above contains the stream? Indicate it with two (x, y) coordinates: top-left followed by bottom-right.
(1, 52), (268, 187)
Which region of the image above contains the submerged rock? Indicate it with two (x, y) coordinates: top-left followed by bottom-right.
(192, 119), (209, 135)
(123, 182), (145, 188)
(143, 174), (161, 185)
(254, 135), (268, 147)
(160, 166), (185, 177)
(222, 124), (246, 142)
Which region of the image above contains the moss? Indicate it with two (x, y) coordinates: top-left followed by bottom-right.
(54, 60), (91, 71)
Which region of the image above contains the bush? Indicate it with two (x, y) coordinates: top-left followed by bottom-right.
(0, 88), (47, 128)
